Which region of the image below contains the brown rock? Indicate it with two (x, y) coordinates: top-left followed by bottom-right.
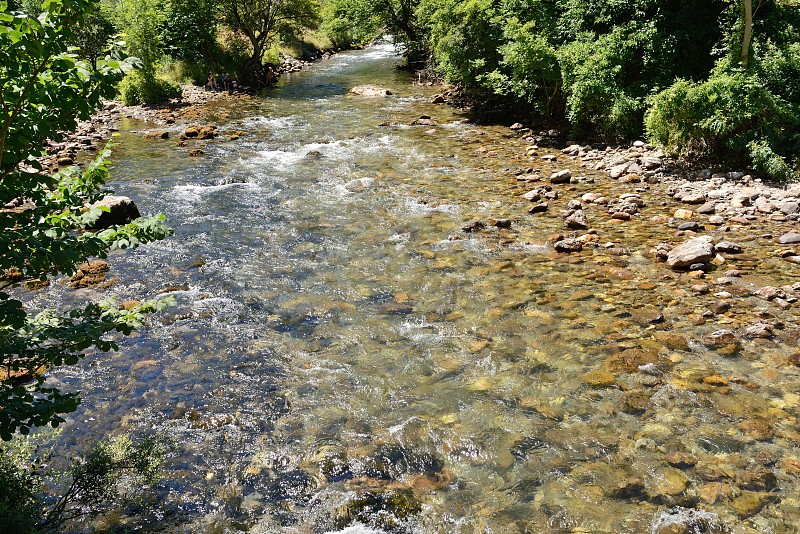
(583, 369), (617, 388)
(70, 259), (110, 288)
(738, 418), (775, 441)
(605, 348), (659, 374)
(732, 491), (775, 518)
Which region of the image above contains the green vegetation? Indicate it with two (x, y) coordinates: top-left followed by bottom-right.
(330, 0), (799, 180)
(0, 431), (165, 532)
(0, 0), (172, 440)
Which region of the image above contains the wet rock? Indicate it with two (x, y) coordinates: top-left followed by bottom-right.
(565, 209), (588, 230)
(264, 469), (317, 504)
(462, 220), (486, 233)
(755, 286), (785, 301)
(528, 202), (548, 214)
(334, 487), (422, 531)
(359, 443), (444, 481)
(743, 323), (774, 339)
(619, 390), (651, 414)
(738, 418), (775, 441)
(677, 222), (702, 232)
(714, 241), (742, 254)
(550, 169), (572, 184)
(779, 232), (800, 244)
(666, 236), (714, 269)
(711, 301), (731, 315)
(583, 369), (616, 388)
(665, 452), (697, 469)
(349, 84), (393, 97)
(188, 148), (205, 156)
(411, 115), (437, 126)
(732, 491), (775, 518)
(69, 259), (109, 288)
(492, 218), (512, 228)
(647, 467), (689, 502)
(738, 468), (777, 491)
(654, 332), (689, 351)
(87, 195), (141, 229)
(431, 94), (445, 104)
(143, 130), (169, 139)
(631, 307), (664, 326)
(605, 348), (659, 373)
(554, 238), (582, 253)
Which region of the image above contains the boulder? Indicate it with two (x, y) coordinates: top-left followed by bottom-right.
(554, 238), (583, 253)
(350, 85), (393, 97)
(778, 232), (800, 244)
(666, 236), (714, 269)
(549, 169), (572, 184)
(88, 195), (141, 229)
(565, 210), (588, 230)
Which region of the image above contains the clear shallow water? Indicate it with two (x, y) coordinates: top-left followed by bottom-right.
(32, 42), (800, 532)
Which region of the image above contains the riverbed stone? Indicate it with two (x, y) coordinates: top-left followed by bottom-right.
(565, 209), (588, 229)
(732, 491), (774, 518)
(583, 369), (616, 388)
(350, 84), (393, 97)
(550, 169), (572, 184)
(779, 232), (800, 244)
(666, 236), (714, 269)
(554, 238), (582, 253)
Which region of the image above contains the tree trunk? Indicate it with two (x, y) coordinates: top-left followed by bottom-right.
(741, 0), (753, 67)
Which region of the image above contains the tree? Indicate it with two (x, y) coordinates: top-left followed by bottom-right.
(0, 0), (172, 440)
(222, 0), (320, 84)
(70, 9), (115, 70)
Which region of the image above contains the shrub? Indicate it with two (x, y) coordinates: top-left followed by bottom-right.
(119, 70), (182, 105)
(645, 67), (798, 180)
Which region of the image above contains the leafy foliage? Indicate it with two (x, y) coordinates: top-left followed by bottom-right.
(222, 0), (320, 84)
(0, 0), (172, 440)
(0, 431), (165, 532)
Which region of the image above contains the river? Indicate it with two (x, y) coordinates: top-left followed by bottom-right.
(36, 41), (800, 533)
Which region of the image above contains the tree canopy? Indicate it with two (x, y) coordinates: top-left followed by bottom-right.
(0, 0), (172, 440)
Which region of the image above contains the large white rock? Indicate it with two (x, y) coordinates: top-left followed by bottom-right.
(666, 236), (714, 269)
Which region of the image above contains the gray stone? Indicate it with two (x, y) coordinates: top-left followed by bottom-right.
(550, 169), (572, 184)
(88, 195), (141, 229)
(714, 241), (743, 254)
(697, 202), (716, 214)
(778, 232), (800, 244)
(666, 236), (715, 269)
(681, 192), (706, 204)
(609, 163), (630, 179)
(529, 203), (548, 214)
(565, 210), (589, 230)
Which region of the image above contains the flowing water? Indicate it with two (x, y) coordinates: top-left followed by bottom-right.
(33, 42), (800, 532)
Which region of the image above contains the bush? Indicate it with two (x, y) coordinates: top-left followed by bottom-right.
(645, 67), (798, 180)
(119, 70), (182, 105)
(0, 432), (165, 532)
